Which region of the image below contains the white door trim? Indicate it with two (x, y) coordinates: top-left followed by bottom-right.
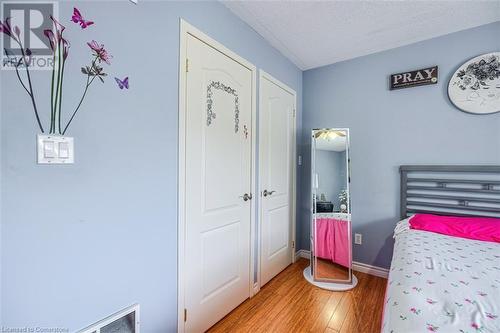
(257, 69), (297, 293)
(178, 19), (257, 333)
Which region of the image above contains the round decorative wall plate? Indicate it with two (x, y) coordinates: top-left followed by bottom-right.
(448, 52), (500, 115)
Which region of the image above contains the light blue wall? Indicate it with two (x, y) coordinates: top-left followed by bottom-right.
(0, 1), (302, 331)
(315, 150), (346, 209)
(300, 21), (500, 269)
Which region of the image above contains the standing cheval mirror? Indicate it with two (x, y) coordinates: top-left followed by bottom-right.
(303, 128), (358, 291)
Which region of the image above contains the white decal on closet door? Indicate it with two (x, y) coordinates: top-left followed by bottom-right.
(184, 34), (252, 332)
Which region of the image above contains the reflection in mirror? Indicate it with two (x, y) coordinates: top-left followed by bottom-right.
(312, 129), (352, 284)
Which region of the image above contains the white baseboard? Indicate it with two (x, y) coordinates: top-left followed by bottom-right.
(352, 261), (389, 279)
(251, 282), (260, 297)
(295, 249), (310, 261)
(294, 250), (388, 279)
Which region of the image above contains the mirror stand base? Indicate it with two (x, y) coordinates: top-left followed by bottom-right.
(303, 266), (358, 291)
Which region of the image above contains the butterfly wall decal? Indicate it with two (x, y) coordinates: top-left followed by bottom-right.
(71, 8), (94, 29)
(115, 77), (129, 90)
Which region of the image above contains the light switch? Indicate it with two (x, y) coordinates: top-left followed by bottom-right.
(58, 142), (69, 158)
(37, 135), (74, 164)
(43, 140), (56, 158)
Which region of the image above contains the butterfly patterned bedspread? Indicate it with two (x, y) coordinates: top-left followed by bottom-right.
(382, 219), (500, 333)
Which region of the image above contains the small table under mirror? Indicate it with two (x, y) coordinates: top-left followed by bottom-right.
(303, 128), (358, 291)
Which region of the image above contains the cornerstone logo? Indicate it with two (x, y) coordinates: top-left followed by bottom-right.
(1, 1), (58, 70)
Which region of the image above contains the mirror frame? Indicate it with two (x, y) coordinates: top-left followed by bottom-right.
(310, 128), (352, 284)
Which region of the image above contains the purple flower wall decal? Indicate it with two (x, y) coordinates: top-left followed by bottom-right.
(0, 17), (14, 38)
(43, 29), (56, 51)
(49, 15), (65, 40)
(61, 38), (70, 60)
(1, 17), (44, 132)
(2, 8), (120, 135)
(24, 48), (32, 64)
(13, 25), (20, 39)
(64, 39), (114, 134)
(87, 40), (112, 65)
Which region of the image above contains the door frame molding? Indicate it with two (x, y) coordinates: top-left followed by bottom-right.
(256, 69), (297, 293)
(178, 19), (257, 333)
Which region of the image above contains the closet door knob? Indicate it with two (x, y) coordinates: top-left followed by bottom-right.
(263, 190), (276, 197)
(240, 193), (252, 201)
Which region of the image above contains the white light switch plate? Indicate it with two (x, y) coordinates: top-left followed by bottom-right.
(354, 233), (362, 245)
(37, 135), (74, 164)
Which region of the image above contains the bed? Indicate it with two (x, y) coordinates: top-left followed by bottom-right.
(382, 165), (500, 333)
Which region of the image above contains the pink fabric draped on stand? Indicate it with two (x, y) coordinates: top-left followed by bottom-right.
(315, 217), (334, 261)
(315, 217), (350, 268)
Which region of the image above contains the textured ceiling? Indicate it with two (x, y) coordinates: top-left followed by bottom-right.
(222, 1), (500, 70)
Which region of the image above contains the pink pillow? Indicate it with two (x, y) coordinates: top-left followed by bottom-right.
(409, 214), (500, 243)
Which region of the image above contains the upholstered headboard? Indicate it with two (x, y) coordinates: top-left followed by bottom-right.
(400, 165), (500, 219)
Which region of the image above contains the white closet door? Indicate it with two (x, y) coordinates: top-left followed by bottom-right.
(259, 74), (295, 286)
(184, 34), (253, 332)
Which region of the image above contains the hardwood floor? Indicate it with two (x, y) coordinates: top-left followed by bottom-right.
(316, 258), (349, 280)
(208, 258), (387, 333)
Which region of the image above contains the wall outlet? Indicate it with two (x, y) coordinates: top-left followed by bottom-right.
(298, 155), (302, 166)
(354, 233), (362, 245)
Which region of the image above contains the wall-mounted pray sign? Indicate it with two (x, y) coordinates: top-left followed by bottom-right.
(390, 66), (438, 90)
